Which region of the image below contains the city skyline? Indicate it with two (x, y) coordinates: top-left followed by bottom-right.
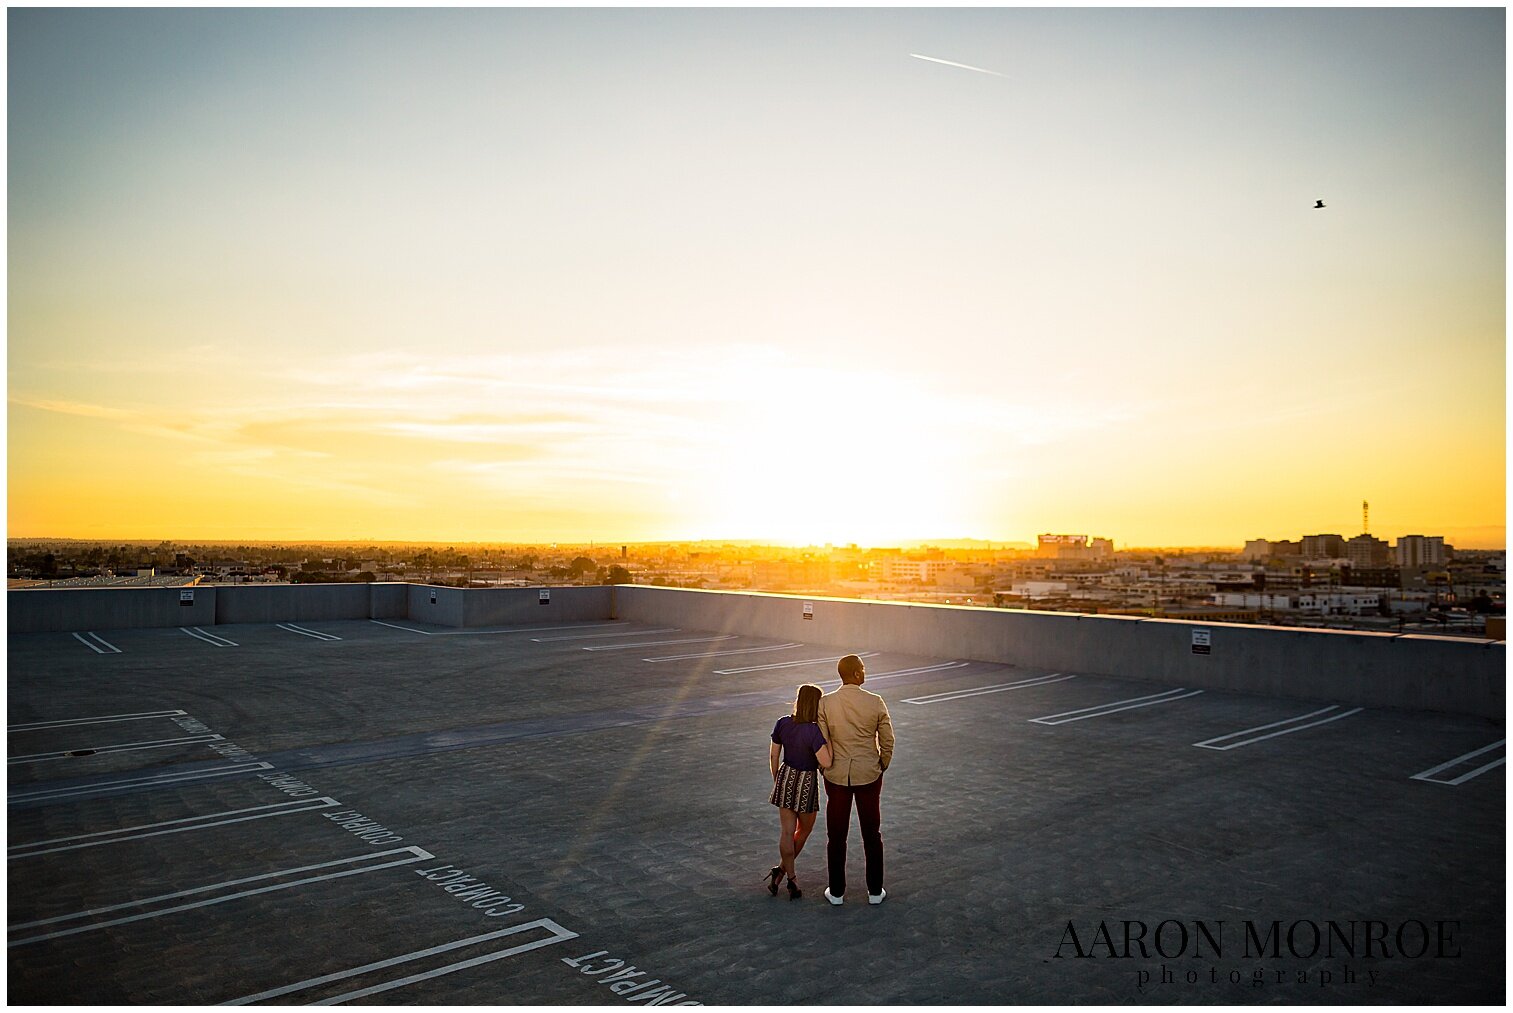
(9, 9), (1505, 549)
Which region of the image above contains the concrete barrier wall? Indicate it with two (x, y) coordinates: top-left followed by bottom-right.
(11, 583), (1501, 718)
(9, 586), (218, 633)
(215, 583), (375, 625)
(8, 582), (610, 633)
(611, 587), (1506, 719)
(370, 582), (408, 620)
(461, 586), (613, 628)
(406, 583), (468, 628)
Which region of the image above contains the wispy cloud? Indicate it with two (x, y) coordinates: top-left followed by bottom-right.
(9, 395), (137, 420)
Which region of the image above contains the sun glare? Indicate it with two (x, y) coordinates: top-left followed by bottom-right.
(689, 362), (970, 545)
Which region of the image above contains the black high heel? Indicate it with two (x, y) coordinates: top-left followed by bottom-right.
(787, 877), (802, 900)
(766, 866), (783, 895)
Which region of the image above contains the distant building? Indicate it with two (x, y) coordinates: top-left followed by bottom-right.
(1243, 539), (1274, 561)
(1342, 566), (1401, 589)
(1396, 535), (1449, 568)
(751, 558), (831, 588)
(1010, 580), (1072, 600)
(1301, 534), (1346, 560)
(1036, 534), (1111, 560)
(876, 558), (955, 584)
(1345, 534), (1392, 568)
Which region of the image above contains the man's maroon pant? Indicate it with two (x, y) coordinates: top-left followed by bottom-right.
(824, 775), (884, 898)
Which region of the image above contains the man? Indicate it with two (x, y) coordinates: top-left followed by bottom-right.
(817, 653), (895, 906)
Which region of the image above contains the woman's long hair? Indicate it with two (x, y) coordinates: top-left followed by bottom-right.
(793, 683), (822, 725)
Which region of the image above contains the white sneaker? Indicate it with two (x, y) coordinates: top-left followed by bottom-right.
(868, 888), (887, 905)
(823, 888), (844, 906)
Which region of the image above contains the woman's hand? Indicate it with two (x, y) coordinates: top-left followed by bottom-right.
(769, 741), (782, 780)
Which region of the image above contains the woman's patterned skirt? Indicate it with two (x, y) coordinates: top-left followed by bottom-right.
(769, 763), (821, 813)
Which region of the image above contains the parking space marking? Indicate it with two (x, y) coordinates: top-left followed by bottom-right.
(716, 651), (881, 675)
(1029, 687), (1204, 725)
(226, 920), (580, 1005)
(277, 623), (342, 641)
(583, 635), (736, 652)
(182, 627), (238, 648)
(9, 797), (343, 859)
(8, 761), (273, 805)
(643, 642), (803, 662)
(9, 733), (225, 765)
(9, 710), (187, 732)
(828, 660), (973, 687)
(531, 627), (679, 642)
(369, 619), (433, 635)
(1411, 740), (1506, 786)
(71, 632), (122, 654)
(904, 672), (1076, 705)
(8, 846), (435, 947)
(1193, 705), (1363, 750)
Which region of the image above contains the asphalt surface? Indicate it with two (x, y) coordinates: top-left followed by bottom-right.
(6, 617), (1506, 1004)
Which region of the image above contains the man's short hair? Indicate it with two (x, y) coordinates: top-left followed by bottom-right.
(837, 654), (865, 683)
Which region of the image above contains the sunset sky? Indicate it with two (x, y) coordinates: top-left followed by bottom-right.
(8, 8), (1505, 547)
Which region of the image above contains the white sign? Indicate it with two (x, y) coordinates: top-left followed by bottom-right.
(179, 590), (194, 606)
(1191, 629), (1211, 655)
(802, 602), (814, 620)
(539, 590), (551, 605)
(430, 590), (437, 604)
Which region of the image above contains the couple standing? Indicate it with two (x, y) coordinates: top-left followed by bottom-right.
(766, 654), (894, 905)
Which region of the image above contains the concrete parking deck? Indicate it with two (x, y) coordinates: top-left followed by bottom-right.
(7, 615), (1505, 1004)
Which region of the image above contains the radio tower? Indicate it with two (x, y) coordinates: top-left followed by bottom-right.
(1362, 500), (1369, 535)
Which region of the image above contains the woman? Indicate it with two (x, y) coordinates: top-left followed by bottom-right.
(766, 683), (832, 899)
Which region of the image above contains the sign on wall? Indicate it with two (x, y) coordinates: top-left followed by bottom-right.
(539, 590), (551, 606)
(1191, 628), (1212, 655)
(430, 590), (438, 604)
(802, 602), (814, 621)
(179, 590), (194, 607)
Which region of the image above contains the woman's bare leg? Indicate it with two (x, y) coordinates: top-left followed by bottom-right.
(778, 808), (800, 881)
(793, 811), (817, 863)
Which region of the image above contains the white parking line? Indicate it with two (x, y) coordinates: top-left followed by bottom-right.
(182, 627), (238, 647)
(531, 627), (679, 642)
(1030, 687), (1204, 725)
(643, 643), (803, 662)
(1193, 705), (1363, 750)
(8, 846), (434, 947)
(1411, 740), (1507, 786)
(716, 651), (881, 675)
(826, 660), (972, 687)
(277, 623), (342, 641)
(71, 632), (122, 654)
(583, 635), (737, 652)
(433, 622), (635, 637)
(9, 710), (187, 732)
(8, 761), (273, 804)
(904, 673), (1077, 705)
(223, 920), (581, 1005)
(369, 620), (432, 635)
(9, 797), (342, 859)
(9, 733), (225, 765)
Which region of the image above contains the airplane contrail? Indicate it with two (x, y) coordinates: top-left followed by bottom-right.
(909, 53), (1004, 77)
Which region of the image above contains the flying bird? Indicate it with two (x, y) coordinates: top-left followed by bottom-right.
(1314, 200), (1326, 209)
(909, 53), (1004, 77)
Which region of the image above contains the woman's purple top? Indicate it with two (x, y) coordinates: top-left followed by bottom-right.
(771, 715), (827, 772)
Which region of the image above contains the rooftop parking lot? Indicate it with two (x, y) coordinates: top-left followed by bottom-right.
(7, 616), (1505, 1003)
